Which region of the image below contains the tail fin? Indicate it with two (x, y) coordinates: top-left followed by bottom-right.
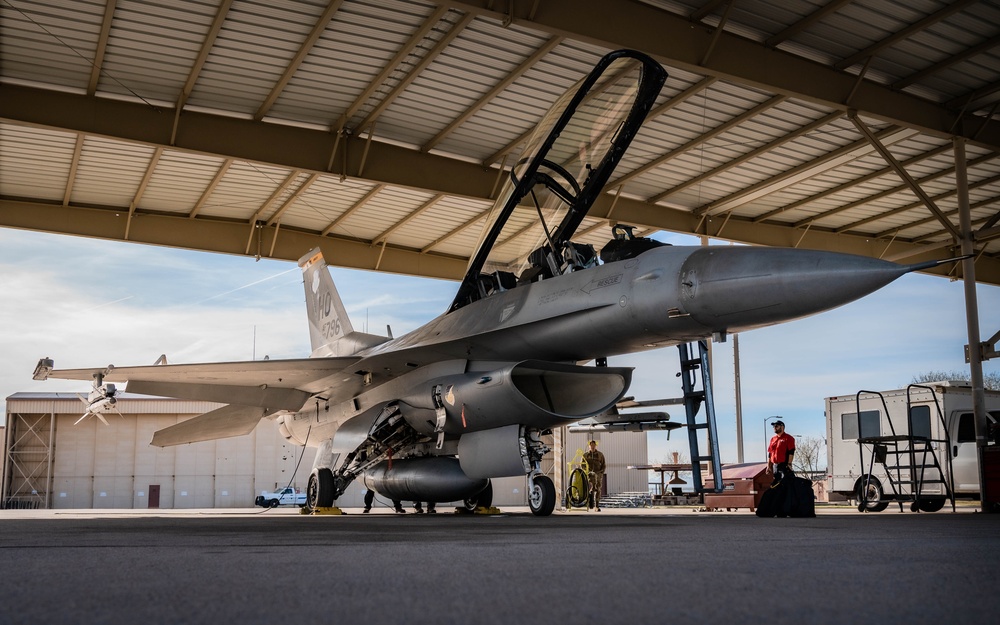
(298, 248), (390, 357)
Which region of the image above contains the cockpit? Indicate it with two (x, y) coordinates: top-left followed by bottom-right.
(447, 50), (669, 313)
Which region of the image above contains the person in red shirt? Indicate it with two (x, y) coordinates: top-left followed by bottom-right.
(767, 420), (795, 483)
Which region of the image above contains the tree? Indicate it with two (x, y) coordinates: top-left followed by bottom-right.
(791, 436), (825, 480)
(911, 370), (999, 390)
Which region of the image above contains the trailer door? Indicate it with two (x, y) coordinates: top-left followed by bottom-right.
(950, 412), (979, 493)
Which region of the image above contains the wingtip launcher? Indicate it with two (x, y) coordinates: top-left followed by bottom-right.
(33, 357), (54, 381)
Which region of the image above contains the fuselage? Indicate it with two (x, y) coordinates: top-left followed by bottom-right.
(280, 244), (917, 447)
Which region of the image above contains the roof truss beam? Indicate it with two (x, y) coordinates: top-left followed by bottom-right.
(373, 194), (444, 245)
(189, 159), (234, 219)
(62, 134), (85, 206)
(2, 84), (997, 283)
(834, 0), (978, 71)
(422, 35), (563, 153)
(790, 150), (996, 229)
(695, 126), (917, 217)
(839, 173), (1000, 234)
(893, 33), (1000, 91)
(355, 12), (475, 133)
(337, 5), (450, 132)
(172, 0), (234, 144)
(254, 0), (344, 122)
(0, 199), (467, 280)
(848, 111), (960, 239)
(765, 0), (852, 49)
(88, 0), (117, 95)
(321, 184), (384, 237)
(612, 94), (787, 189)
(442, 0), (1000, 151)
(881, 196), (998, 241)
(757, 144), (952, 225)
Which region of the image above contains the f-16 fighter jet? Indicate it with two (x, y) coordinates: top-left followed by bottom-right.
(34, 50), (951, 516)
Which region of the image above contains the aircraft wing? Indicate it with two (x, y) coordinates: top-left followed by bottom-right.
(150, 404), (281, 447)
(34, 357), (359, 410)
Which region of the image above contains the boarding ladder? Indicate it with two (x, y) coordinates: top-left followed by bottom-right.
(677, 340), (723, 493)
(856, 386), (956, 513)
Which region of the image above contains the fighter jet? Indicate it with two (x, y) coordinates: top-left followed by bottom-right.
(32, 50), (953, 516)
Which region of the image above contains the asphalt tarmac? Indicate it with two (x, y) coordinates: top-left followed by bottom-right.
(1, 506), (997, 625)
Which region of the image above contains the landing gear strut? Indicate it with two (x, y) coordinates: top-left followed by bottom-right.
(523, 427), (555, 517)
(305, 405), (420, 512)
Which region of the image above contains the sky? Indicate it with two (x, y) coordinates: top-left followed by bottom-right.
(2, 227), (997, 468)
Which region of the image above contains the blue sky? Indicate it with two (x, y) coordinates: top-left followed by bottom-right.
(2, 227), (997, 467)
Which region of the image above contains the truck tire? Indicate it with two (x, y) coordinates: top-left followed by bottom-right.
(916, 497), (945, 513)
(856, 476), (889, 513)
(268, 499), (279, 508)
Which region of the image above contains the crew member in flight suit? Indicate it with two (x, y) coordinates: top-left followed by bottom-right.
(583, 440), (607, 511)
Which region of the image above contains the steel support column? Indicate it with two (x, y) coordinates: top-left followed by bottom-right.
(955, 138), (991, 511)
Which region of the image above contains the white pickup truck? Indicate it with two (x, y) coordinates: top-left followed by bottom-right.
(254, 487), (308, 508)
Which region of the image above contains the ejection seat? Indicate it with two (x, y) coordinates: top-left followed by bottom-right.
(600, 224), (668, 263)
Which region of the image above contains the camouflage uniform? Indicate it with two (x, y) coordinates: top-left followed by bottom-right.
(583, 445), (606, 510)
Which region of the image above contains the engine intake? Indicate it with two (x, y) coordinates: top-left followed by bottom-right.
(399, 360), (631, 434)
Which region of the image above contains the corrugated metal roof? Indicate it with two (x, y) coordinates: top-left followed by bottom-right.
(1, 0), (998, 282)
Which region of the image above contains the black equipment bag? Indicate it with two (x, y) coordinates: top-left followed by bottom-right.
(785, 476), (816, 518)
(755, 481), (787, 517)
(755, 476), (816, 518)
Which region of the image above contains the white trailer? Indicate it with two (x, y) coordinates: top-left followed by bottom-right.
(826, 382), (1000, 512)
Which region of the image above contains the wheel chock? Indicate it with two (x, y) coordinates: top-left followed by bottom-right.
(307, 506), (344, 515)
(475, 506), (502, 515)
(453, 506), (501, 515)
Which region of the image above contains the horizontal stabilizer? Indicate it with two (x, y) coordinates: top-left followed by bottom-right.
(151, 404), (277, 447)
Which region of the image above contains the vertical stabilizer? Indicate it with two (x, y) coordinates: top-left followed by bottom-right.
(298, 248), (389, 357)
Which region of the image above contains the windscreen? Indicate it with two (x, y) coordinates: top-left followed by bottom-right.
(449, 50), (666, 312)
(477, 58), (643, 277)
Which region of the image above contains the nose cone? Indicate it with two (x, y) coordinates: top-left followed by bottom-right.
(679, 247), (912, 331)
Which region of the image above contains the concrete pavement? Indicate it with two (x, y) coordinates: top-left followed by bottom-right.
(0, 506), (996, 624)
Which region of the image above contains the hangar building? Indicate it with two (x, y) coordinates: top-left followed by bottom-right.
(2, 392), (649, 510)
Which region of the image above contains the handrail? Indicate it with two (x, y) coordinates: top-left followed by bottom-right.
(906, 384), (957, 512)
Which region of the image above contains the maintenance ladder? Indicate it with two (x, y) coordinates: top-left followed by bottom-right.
(678, 340), (723, 494)
(856, 386), (956, 513)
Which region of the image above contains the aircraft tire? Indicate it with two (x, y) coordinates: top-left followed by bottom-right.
(462, 480), (493, 512)
(307, 469), (335, 510)
(529, 475), (556, 517)
(855, 476), (889, 513)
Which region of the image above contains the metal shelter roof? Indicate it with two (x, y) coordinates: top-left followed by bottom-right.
(1, 0), (999, 284)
